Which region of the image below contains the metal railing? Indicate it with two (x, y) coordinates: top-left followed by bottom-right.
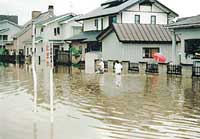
(129, 63), (139, 72)
(0, 55), (25, 64)
(167, 65), (182, 75)
(146, 63), (158, 73)
(192, 66), (200, 77)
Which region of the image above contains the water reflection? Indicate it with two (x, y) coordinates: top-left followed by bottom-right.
(0, 64), (200, 139)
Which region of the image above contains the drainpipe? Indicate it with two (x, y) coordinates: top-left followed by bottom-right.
(172, 30), (176, 64)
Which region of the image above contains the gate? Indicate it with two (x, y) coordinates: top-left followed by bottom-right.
(167, 65), (182, 75)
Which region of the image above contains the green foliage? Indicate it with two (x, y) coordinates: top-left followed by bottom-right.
(0, 48), (7, 55)
(70, 47), (82, 57)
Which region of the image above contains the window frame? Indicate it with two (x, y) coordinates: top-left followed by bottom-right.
(135, 15), (140, 24)
(109, 15), (117, 25)
(54, 28), (57, 36)
(94, 19), (98, 30)
(143, 48), (160, 58)
(101, 18), (104, 30)
(57, 27), (60, 35)
(3, 35), (8, 41)
(151, 15), (156, 24)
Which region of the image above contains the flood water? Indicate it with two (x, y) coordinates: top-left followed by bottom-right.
(0, 63), (200, 139)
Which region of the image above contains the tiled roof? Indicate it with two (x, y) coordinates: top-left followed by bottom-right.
(98, 23), (180, 43)
(168, 15), (200, 29)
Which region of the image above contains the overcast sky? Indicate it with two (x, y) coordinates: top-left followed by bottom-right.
(0, 0), (199, 25)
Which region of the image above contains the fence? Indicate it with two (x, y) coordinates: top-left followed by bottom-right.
(146, 63), (158, 73)
(167, 65), (182, 75)
(56, 51), (70, 65)
(0, 55), (25, 64)
(192, 66), (200, 77)
(129, 63), (139, 72)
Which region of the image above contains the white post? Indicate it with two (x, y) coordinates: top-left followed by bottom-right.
(50, 41), (54, 123)
(172, 30), (176, 64)
(32, 23), (38, 113)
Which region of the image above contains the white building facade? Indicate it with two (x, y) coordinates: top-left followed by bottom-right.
(0, 20), (21, 51)
(25, 13), (82, 63)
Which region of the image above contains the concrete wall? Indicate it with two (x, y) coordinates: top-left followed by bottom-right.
(102, 32), (179, 63)
(175, 28), (200, 65)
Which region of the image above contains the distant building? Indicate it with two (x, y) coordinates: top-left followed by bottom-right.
(0, 20), (21, 52)
(168, 15), (200, 65)
(24, 13), (82, 63)
(0, 15), (18, 24)
(14, 5), (55, 55)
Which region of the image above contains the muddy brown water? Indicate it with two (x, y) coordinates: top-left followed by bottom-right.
(0, 64), (200, 139)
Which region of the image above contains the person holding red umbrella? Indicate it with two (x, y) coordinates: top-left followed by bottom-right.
(153, 53), (166, 63)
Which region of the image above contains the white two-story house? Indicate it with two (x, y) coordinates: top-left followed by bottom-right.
(14, 5), (55, 56)
(25, 13), (82, 64)
(67, 0), (180, 66)
(0, 20), (21, 53)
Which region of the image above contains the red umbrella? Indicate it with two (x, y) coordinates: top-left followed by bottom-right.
(153, 53), (166, 63)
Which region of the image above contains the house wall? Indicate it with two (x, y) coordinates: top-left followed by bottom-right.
(28, 18), (82, 62)
(175, 28), (200, 65)
(83, 3), (170, 32)
(0, 22), (21, 47)
(15, 26), (32, 51)
(102, 32), (178, 63)
(122, 3), (168, 24)
(83, 16), (110, 31)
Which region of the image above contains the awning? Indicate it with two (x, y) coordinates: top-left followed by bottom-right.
(65, 31), (102, 43)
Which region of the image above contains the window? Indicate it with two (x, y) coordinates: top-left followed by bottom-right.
(3, 35), (8, 41)
(143, 48), (159, 58)
(54, 28), (57, 36)
(57, 27), (60, 35)
(151, 16), (156, 24)
(101, 18), (104, 30)
(41, 27), (44, 33)
(109, 15), (117, 25)
(135, 15), (140, 24)
(185, 39), (200, 57)
(27, 48), (29, 55)
(41, 47), (43, 52)
(0, 35), (2, 40)
(94, 19), (98, 30)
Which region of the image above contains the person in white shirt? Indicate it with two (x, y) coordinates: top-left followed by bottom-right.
(114, 60), (122, 75)
(98, 58), (104, 74)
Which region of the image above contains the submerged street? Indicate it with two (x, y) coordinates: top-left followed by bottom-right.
(0, 64), (200, 139)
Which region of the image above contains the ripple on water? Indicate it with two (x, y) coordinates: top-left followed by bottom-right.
(1, 65), (200, 139)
